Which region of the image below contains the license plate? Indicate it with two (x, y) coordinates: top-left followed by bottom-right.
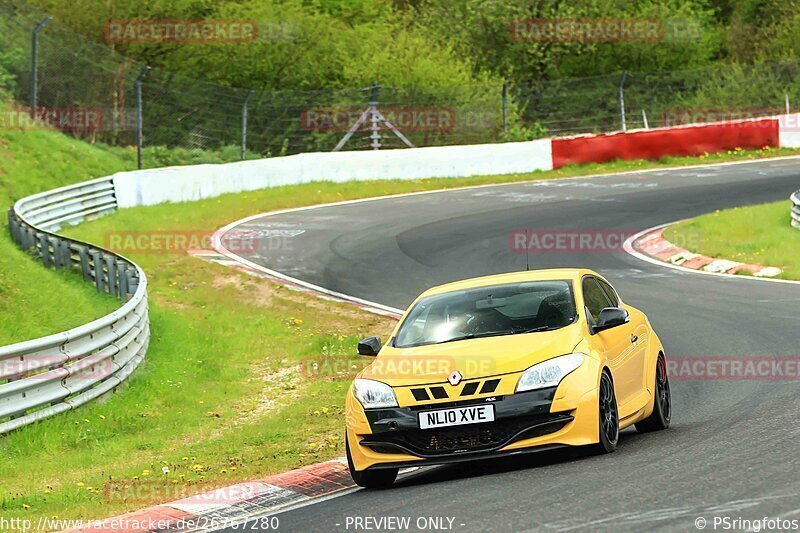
(418, 404), (495, 429)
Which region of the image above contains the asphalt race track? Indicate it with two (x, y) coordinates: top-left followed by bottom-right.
(219, 158), (800, 532)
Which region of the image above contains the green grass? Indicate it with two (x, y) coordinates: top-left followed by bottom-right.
(0, 119), (131, 345)
(664, 200), (800, 280)
(4, 129), (800, 521)
(0, 101), (268, 346)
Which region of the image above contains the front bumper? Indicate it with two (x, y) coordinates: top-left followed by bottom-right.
(347, 357), (602, 471)
(347, 385), (600, 472)
(360, 388), (572, 458)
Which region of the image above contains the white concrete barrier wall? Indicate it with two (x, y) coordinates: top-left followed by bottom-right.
(114, 114), (798, 209)
(113, 139), (553, 207)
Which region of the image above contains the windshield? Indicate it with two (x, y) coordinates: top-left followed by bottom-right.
(394, 280), (577, 348)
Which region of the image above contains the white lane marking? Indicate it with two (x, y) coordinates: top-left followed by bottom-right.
(214, 155), (800, 312)
(769, 314), (800, 321)
(213, 217), (403, 316)
(195, 488), (361, 532)
(622, 223), (800, 287)
(195, 466), (436, 532)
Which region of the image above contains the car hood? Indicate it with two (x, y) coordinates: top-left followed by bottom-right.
(358, 323), (584, 387)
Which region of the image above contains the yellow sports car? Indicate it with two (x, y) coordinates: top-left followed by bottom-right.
(345, 268), (671, 488)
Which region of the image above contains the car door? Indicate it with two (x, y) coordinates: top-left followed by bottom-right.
(597, 277), (649, 405)
(582, 276), (638, 416)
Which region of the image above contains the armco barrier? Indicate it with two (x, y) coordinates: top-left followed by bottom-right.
(2, 177), (149, 434)
(792, 190), (800, 230)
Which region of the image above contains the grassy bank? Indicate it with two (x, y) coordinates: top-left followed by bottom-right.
(0, 106), (265, 346)
(664, 200), (800, 280)
(3, 145), (800, 520)
(0, 123), (130, 345)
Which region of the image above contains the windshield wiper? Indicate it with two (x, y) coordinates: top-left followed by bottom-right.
(438, 330), (511, 344)
(435, 326), (562, 345)
(516, 325), (555, 334)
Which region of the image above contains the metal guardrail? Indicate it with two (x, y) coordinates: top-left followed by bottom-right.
(2, 177), (149, 434)
(792, 190), (800, 229)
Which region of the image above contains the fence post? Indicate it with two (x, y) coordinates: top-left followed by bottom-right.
(7, 209), (18, 245)
(30, 16), (52, 114)
(40, 234), (51, 267)
(241, 90), (254, 161)
(135, 66), (151, 170)
(92, 250), (104, 292)
(502, 82), (508, 135)
(369, 83), (380, 150)
(618, 71), (628, 132)
(786, 93), (791, 114)
(78, 245), (91, 281)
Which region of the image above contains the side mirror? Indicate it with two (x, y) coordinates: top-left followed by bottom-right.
(357, 336), (382, 356)
(593, 307), (629, 333)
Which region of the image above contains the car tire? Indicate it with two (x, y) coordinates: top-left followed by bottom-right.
(346, 433), (398, 489)
(636, 354), (672, 433)
(596, 370), (619, 453)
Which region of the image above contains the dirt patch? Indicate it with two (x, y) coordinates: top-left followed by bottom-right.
(232, 362), (304, 427)
(210, 270), (397, 337)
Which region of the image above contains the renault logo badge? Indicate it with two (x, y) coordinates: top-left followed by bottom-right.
(448, 370), (463, 386)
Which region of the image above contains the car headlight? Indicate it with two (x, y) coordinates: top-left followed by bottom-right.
(516, 353), (585, 392)
(353, 378), (398, 409)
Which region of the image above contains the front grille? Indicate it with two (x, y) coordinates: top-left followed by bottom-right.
(430, 386), (448, 399)
(410, 378), (502, 402)
(361, 413), (571, 457)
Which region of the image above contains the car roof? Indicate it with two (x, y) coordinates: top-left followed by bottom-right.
(420, 268), (599, 297)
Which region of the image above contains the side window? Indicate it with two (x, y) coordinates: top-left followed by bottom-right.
(582, 277), (611, 323)
(597, 279), (619, 307)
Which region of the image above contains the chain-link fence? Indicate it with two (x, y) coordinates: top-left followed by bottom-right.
(1, 0), (799, 169)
